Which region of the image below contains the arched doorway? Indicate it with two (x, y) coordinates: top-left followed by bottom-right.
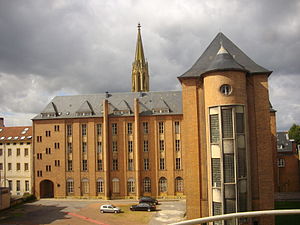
(40, 180), (54, 198)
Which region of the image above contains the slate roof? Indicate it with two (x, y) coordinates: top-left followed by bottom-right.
(33, 91), (182, 120)
(0, 126), (32, 141)
(180, 32), (272, 78)
(277, 132), (293, 152)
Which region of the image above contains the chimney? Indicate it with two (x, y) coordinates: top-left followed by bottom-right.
(0, 118), (4, 127)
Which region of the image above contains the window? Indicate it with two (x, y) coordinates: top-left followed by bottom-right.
(112, 159), (118, 171)
(54, 125), (60, 132)
(0, 163), (3, 170)
(175, 158), (181, 170)
(8, 180), (12, 191)
(25, 180), (29, 192)
(67, 160), (73, 171)
(46, 165), (51, 172)
(45, 130), (51, 137)
(8, 148), (12, 156)
(82, 160), (88, 171)
(224, 154), (235, 183)
(97, 159), (103, 171)
(159, 140), (165, 151)
(8, 163), (12, 170)
(159, 177), (167, 193)
(128, 141), (133, 153)
(81, 178), (89, 194)
(97, 124), (102, 136)
(24, 163), (29, 171)
(278, 158), (285, 167)
(112, 178), (120, 193)
(222, 109), (233, 138)
(143, 140), (149, 152)
(54, 142), (60, 149)
(127, 178), (135, 193)
(159, 158), (165, 170)
(159, 122), (164, 134)
(67, 143), (72, 153)
(37, 170), (42, 177)
(67, 179), (74, 194)
(82, 124), (87, 136)
(112, 141), (118, 152)
(82, 142), (87, 153)
(144, 158), (149, 170)
(46, 147), (51, 154)
(37, 153), (42, 160)
(37, 136), (42, 142)
(143, 177), (151, 192)
(128, 159), (133, 171)
(220, 84), (232, 95)
(212, 158), (221, 187)
(112, 123), (117, 135)
(175, 177), (184, 192)
(175, 121), (180, 134)
(0, 149), (2, 156)
(143, 122), (148, 134)
(97, 142), (102, 153)
(17, 148), (20, 156)
(67, 125), (72, 136)
(17, 163), (21, 171)
(97, 178), (104, 193)
(175, 140), (180, 151)
(210, 114), (220, 143)
(55, 160), (60, 167)
(127, 123), (133, 135)
(24, 148), (29, 156)
(16, 180), (20, 191)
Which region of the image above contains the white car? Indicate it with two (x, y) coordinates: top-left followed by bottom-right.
(100, 204), (121, 213)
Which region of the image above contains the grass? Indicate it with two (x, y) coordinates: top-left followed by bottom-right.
(275, 201), (300, 225)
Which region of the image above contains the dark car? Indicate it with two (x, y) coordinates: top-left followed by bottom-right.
(139, 196), (158, 205)
(130, 203), (156, 212)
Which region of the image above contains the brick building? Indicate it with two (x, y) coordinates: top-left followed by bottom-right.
(33, 27), (276, 224)
(0, 121), (33, 196)
(275, 131), (300, 192)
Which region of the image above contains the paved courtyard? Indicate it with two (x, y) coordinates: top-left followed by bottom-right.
(0, 199), (186, 225)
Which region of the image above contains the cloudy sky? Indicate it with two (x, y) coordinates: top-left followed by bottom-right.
(0, 0), (299, 130)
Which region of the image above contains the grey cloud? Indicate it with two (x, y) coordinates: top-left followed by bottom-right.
(0, 0), (299, 129)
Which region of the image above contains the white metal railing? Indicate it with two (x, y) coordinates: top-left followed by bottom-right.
(170, 209), (300, 225)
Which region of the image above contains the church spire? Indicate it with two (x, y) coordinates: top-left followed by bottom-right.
(132, 23), (149, 92)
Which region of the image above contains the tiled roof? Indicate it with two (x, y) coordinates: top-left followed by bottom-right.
(180, 32), (271, 78)
(0, 126), (32, 141)
(277, 132), (293, 152)
(33, 91), (182, 120)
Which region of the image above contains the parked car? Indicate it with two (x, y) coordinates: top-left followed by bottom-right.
(139, 196), (158, 205)
(100, 204), (121, 213)
(130, 202), (156, 212)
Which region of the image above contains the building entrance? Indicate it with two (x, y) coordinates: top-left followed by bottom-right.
(40, 180), (54, 198)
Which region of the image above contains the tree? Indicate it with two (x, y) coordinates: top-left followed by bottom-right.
(288, 124), (300, 144)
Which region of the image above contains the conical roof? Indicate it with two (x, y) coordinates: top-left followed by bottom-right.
(206, 45), (246, 73)
(180, 32), (271, 78)
(134, 23), (145, 64)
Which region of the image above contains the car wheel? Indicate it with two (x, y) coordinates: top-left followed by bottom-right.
(114, 210), (118, 213)
(147, 208), (151, 212)
(100, 210), (104, 213)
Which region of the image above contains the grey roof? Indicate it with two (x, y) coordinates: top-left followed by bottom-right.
(277, 132), (293, 153)
(76, 100), (95, 114)
(180, 32), (272, 78)
(33, 91), (182, 120)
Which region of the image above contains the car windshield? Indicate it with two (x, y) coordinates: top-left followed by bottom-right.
(111, 205), (116, 208)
